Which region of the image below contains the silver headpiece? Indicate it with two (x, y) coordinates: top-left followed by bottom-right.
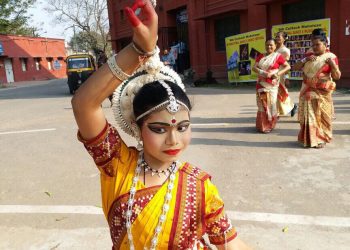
(112, 52), (187, 141)
(135, 80), (189, 122)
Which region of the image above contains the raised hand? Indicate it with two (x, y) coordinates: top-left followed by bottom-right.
(125, 0), (158, 53)
(326, 58), (336, 68)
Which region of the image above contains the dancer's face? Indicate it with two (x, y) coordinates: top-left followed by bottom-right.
(312, 39), (327, 55)
(265, 40), (276, 54)
(140, 108), (191, 166)
(275, 34), (285, 45)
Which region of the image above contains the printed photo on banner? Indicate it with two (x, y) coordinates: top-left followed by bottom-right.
(272, 18), (331, 79)
(225, 29), (266, 83)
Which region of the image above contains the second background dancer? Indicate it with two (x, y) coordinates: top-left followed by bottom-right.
(275, 31), (298, 117)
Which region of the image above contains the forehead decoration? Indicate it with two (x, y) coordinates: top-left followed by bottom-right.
(112, 48), (186, 141)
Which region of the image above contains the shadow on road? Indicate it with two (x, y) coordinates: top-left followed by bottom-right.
(334, 100), (350, 105)
(187, 86), (253, 96)
(192, 126), (256, 134)
(191, 116), (256, 124)
(0, 79), (71, 100)
(191, 137), (301, 148)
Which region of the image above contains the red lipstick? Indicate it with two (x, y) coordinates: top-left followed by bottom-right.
(163, 149), (181, 155)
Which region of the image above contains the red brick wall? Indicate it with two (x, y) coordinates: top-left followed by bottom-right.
(0, 35), (67, 83)
(107, 0), (349, 87)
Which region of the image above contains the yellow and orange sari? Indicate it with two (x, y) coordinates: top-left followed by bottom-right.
(255, 52), (286, 132)
(78, 122), (237, 249)
(298, 52), (337, 147)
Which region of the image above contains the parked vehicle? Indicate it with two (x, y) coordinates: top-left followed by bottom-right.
(66, 54), (96, 94)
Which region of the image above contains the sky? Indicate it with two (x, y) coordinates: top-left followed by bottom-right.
(27, 1), (73, 41)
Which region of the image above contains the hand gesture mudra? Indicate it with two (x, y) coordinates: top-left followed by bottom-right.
(124, 0), (158, 53)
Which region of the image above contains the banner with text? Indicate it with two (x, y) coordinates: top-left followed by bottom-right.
(272, 18), (331, 79)
(225, 29), (266, 83)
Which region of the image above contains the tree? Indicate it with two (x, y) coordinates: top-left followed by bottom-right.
(69, 31), (96, 53)
(45, 0), (111, 55)
(0, 0), (38, 36)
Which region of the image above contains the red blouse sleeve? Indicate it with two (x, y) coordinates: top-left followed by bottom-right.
(334, 57), (339, 65)
(77, 121), (124, 177)
(204, 180), (237, 245)
(277, 54), (286, 65)
(321, 56), (339, 74)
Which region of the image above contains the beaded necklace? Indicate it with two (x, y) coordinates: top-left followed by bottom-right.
(125, 152), (179, 250)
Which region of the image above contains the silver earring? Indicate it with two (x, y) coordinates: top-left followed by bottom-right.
(137, 140), (143, 151)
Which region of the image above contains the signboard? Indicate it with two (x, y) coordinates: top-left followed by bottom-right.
(272, 18), (331, 80)
(53, 60), (61, 70)
(225, 29), (266, 83)
(0, 42), (4, 55)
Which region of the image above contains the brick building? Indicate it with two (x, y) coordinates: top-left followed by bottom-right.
(0, 34), (67, 84)
(108, 0), (349, 87)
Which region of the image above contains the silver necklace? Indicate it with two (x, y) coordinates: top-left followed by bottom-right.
(143, 160), (174, 177)
(126, 152), (178, 250)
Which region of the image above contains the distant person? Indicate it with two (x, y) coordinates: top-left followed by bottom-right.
(173, 40), (187, 73)
(293, 33), (341, 148)
(170, 42), (178, 72)
(275, 31), (297, 117)
(97, 50), (107, 68)
(252, 38), (291, 133)
(161, 49), (175, 70)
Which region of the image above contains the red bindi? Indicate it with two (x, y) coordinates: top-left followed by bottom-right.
(171, 118), (176, 124)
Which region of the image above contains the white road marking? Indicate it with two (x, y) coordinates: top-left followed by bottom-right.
(1, 205), (349, 228)
(0, 128), (56, 135)
(226, 211), (350, 228)
(333, 121), (350, 125)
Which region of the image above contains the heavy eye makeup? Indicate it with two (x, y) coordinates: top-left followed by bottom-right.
(147, 121), (191, 134)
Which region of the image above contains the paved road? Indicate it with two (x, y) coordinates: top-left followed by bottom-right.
(0, 79), (349, 249)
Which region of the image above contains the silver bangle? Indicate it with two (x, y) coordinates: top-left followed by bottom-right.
(107, 54), (130, 81)
(131, 42), (157, 58)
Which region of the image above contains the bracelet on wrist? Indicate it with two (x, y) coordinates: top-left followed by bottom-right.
(107, 54), (130, 81)
(131, 41), (157, 58)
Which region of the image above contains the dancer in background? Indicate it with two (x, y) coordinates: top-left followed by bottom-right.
(293, 33), (341, 148)
(253, 38), (291, 133)
(275, 31), (297, 117)
(293, 28), (336, 120)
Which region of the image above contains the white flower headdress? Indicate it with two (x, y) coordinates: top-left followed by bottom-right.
(112, 48), (186, 141)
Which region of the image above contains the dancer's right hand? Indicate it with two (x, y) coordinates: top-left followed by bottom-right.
(125, 0), (158, 53)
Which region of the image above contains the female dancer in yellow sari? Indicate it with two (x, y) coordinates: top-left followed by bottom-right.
(295, 34), (341, 148)
(72, 0), (251, 249)
(253, 39), (291, 133)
